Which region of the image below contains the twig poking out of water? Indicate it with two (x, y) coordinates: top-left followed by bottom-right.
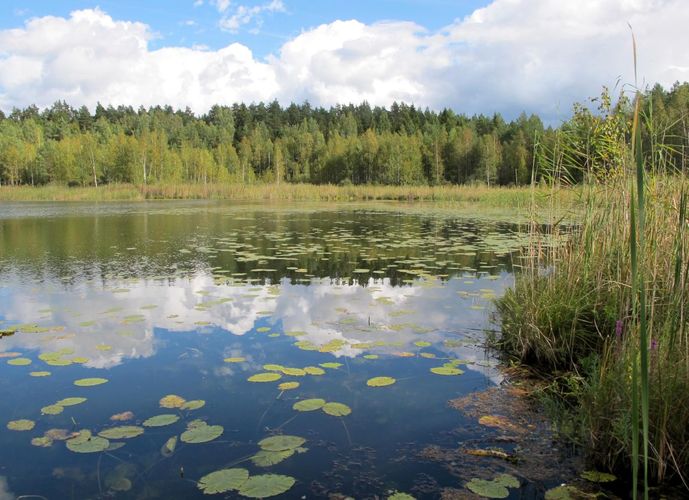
(340, 418), (352, 446)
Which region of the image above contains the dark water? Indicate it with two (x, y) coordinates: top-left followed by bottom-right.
(0, 201), (552, 499)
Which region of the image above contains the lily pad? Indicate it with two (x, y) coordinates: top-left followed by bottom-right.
(237, 474), (296, 498)
(143, 414), (180, 427)
(281, 367), (306, 376)
(30, 371), (51, 377)
(7, 419), (35, 431)
(430, 366), (463, 376)
(7, 358), (31, 366)
(322, 402), (352, 417)
(56, 397), (87, 407)
(545, 485), (591, 500)
(181, 400), (206, 410)
(159, 394), (186, 408)
(198, 468), (249, 494)
(303, 366), (325, 375)
(414, 341), (432, 347)
(389, 493), (416, 500)
(41, 404), (65, 415)
(580, 470), (616, 483)
(161, 435), (178, 457)
(251, 449), (295, 467)
(278, 382), (300, 390)
(248, 372), (282, 383)
(466, 478), (509, 498)
(98, 426), (144, 439)
(293, 398), (326, 412)
(74, 377), (108, 387)
(367, 376), (396, 387)
(66, 431), (110, 453)
(319, 362), (342, 369)
(31, 436), (54, 447)
(258, 435), (306, 452)
(180, 423), (224, 444)
(494, 474), (520, 488)
(224, 357), (246, 363)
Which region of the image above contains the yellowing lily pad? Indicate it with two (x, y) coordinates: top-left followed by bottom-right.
(31, 436), (54, 447)
(293, 398), (326, 412)
(30, 371), (51, 377)
(98, 426), (144, 439)
(278, 382), (300, 390)
(41, 404), (65, 415)
(74, 377), (108, 387)
(281, 367), (306, 376)
(319, 362), (342, 369)
(159, 394), (186, 408)
(181, 400), (206, 410)
(56, 397), (87, 407)
(248, 373), (282, 383)
(237, 474), (296, 498)
(258, 435), (306, 452)
(366, 376), (396, 387)
(414, 341), (432, 347)
(161, 435), (178, 457)
(256, 327), (271, 333)
(224, 357), (246, 363)
(198, 468), (249, 494)
(303, 366), (325, 376)
(7, 419), (35, 431)
(322, 402), (351, 417)
(430, 366), (463, 376)
(7, 358), (31, 366)
(143, 414), (180, 427)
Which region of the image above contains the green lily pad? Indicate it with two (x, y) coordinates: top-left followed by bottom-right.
(494, 474), (520, 488)
(466, 478), (508, 498)
(545, 485), (590, 500)
(282, 367), (306, 376)
(181, 400), (206, 410)
(303, 366), (325, 375)
(7, 419), (35, 431)
(389, 493), (416, 500)
(71, 357), (89, 364)
(293, 398), (326, 412)
(224, 357), (246, 363)
(278, 382), (300, 390)
(66, 431), (109, 453)
(322, 402), (351, 417)
(237, 474), (296, 498)
(248, 373), (282, 383)
(198, 468), (249, 494)
(414, 341), (431, 347)
(31, 436), (54, 447)
(7, 358), (31, 366)
(258, 435), (306, 451)
(41, 404), (65, 415)
(366, 376), (396, 387)
(251, 449), (295, 467)
(56, 397), (87, 407)
(143, 414), (180, 427)
(98, 426), (144, 439)
(180, 423), (224, 444)
(580, 470), (616, 483)
(30, 371), (51, 377)
(430, 366), (464, 376)
(74, 377), (108, 387)
(161, 435), (178, 457)
(257, 327), (271, 333)
(319, 362), (342, 369)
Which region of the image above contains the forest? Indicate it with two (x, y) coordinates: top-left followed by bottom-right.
(0, 82), (688, 187)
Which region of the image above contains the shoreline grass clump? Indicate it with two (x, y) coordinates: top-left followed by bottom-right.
(495, 87), (689, 495)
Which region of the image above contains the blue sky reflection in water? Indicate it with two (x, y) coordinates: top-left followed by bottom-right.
(0, 202), (532, 499)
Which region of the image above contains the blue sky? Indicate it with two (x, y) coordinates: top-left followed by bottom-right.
(0, 1), (686, 120)
(1, 1), (489, 58)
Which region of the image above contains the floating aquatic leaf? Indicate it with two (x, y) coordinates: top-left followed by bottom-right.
(7, 358), (31, 366)
(363, 354), (379, 360)
(182, 400), (206, 410)
(465, 478), (509, 498)
(161, 435), (178, 457)
(224, 357), (246, 363)
(544, 485), (591, 500)
(98, 426), (144, 439)
(256, 327), (271, 333)
(110, 411), (134, 421)
(248, 373), (282, 383)
(419, 352), (436, 359)
(180, 423), (223, 444)
(263, 364), (285, 371)
(66, 432), (109, 453)
(303, 366), (325, 376)
(41, 404), (64, 415)
(251, 449), (295, 467)
(293, 399), (326, 412)
(56, 397), (87, 407)
(71, 356), (89, 364)
(580, 470), (616, 483)
(322, 402), (351, 417)
(74, 377), (108, 387)
(159, 394), (186, 408)
(366, 376), (396, 387)
(45, 359), (72, 366)
(319, 362), (342, 369)
(430, 366), (463, 376)
(106, 442), (126, 451)
(389, 493), (416, 500)
(258, 435), (306, 452)
(282, 367), (306, 376)
(31, 436), (54, 447)
(30, 371), (51, 377)
(494, 474), (520, 488)
(7, 419), (35, 431)
(414, 341), (432, 347)
(45, 428), (77, 441)
(96, 344), (112, 351)
(238, 474), (296, 498)
(198, 468), (249, 494)
(278, 382), (299, 390)
(143, 414), (180, 427)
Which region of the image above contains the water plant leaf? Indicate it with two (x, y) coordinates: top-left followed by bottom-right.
(7, 419), (35, 431)
(544, 485), (592, 500)
(41, 404), (64, 415)
(263, 364), (285, 371)
(30, 371), (51, 377)
(319, 362), (342, 369)
(181, 400), (206, 410)
(7, 358), (31, 366)
(197, 468), (249, 494)
(161, 436), (178, 457)
(292, 398), (326, 412)
(322, 402), (351, 417)
(278, 382), (299, 390)
(105, 477), (132, 492)
(389, 493), (416, 500)
(465, 478), (509, 498)
(414, 341), (431, 347)
(180, 423), (223, 444)
(256, 327), (271, 333)
(303, 366), (325, 375)
(494, 474), (520, 488)
(31, 436), (54, 447)
(74, 377), (108, 387)
(237, 474), (296, 498)
(580, 470), (616, 483)
(98, 426), (144, 439)
(159, 394), (186, 408)
(430, 366), (463, 376)
(56, 397), (87, 407)
(366, 376), (396, 387)
(281, 367), (306, 376)
(143, 414), (180, 427)
(258, 435), (306, 452)
(248, 372), (282, 383)
(66, 432), (109, 453)
(251, 449), (295, 467)
(224, 357), (246, 363)
(110, 411), (134, 421)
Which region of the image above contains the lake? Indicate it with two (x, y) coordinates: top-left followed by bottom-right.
(0, 201), (570, 499)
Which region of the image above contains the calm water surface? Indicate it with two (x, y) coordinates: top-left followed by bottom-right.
(0, 201), (557, 499)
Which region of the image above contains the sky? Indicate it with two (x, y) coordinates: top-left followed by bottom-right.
(0, 0), (688, 123)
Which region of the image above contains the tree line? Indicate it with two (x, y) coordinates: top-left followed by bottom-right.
(0, 82), (687, 187)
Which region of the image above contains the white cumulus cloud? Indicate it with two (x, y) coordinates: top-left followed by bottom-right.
(0, 0), (688, 121)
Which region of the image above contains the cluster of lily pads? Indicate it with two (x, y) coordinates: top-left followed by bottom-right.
(292, 398), (352, 416)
